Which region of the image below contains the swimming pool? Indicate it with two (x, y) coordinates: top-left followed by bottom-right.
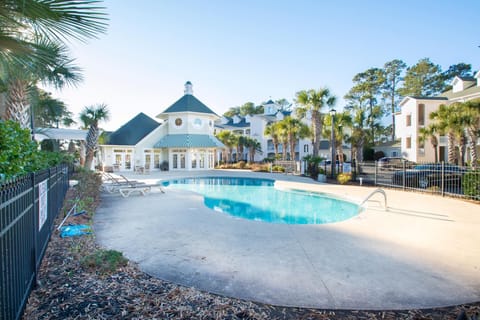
(162, 177), (360, 224)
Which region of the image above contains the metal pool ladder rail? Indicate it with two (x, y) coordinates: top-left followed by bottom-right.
(360, 188), (387, 211)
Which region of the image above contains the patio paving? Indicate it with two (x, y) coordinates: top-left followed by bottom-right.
(93, 170), (480, 310)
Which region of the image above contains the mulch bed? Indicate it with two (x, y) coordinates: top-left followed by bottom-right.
(23, 174), (480, 319)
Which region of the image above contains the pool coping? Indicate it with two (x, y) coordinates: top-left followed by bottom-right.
(94, 169), (480, 310)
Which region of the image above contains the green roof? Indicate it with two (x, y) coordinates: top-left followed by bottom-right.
(158, 94), (217, 117)
(107, 113), (160, 145)
(154, 134), (224, 148)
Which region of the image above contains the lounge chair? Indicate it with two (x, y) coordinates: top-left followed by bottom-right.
(118, 184), (165, 197)
(101, 172), (145, 193)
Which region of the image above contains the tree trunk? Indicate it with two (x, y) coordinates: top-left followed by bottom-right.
(430, 136), (438, 163)
(447, 132), (456, 164)
(391, 88), (396, 141)
(249, 147), (255, 163)
(466, 127), (478, 169)
(282, 140), (288, 160)
(459, 135), (466, 166)
(290, 140), (296, 162)
(4, 79), (31, 129)
(273, 141), (279, 159)
(79, 141), (86, 166)
(311, 111), (322, 157)
(84, 124), (99, 170)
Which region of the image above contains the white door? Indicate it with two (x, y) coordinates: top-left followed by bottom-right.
(171, 151), (186, 170)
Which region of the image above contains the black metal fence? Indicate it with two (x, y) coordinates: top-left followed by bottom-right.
(353, 160), (480, 201)
(0, 164), (70, 320)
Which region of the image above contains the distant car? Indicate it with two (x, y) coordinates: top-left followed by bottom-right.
(392, 163), (466, 189)
(377, 157), (411, 170)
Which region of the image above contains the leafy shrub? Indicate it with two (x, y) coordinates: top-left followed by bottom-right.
(337, 173), (352, 185)
(250, 163), (270, 172)
(0, 120), (39, 179)
(303, 155), (324, 179)
(374, 151), (385, 160)
(463, 171), (480, 199)
(272, 165), (285, 172)
(238, 161), (247, 169)
(0, 120), (75, 180)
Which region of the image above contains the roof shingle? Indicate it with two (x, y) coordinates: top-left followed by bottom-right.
(107, 113), (160, 145)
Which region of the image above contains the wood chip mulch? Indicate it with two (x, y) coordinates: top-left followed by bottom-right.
(23, 185), (480, 319)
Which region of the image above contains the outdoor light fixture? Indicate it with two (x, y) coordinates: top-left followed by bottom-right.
(329, 108), (336, 178)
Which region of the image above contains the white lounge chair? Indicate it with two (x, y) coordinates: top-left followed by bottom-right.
(118, 184), (165, 197)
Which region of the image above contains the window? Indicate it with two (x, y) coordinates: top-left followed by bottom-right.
(418, 138), (425, 154)
(193, 118), (202, 128)
(173, 154), (178, 169)
(406, 137), (412, 149)
(304, 144), (309, 153)
(406, 114), (411, 127)
(418, 104), (425, 126)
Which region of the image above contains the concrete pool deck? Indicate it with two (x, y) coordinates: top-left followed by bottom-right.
(94, 170), (480, 310)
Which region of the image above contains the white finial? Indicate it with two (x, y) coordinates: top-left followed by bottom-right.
(184, 81), (193, 95)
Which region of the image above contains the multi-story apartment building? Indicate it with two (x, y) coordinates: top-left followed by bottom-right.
(215, 100), (350, 163)
(395, 72), (480, 163)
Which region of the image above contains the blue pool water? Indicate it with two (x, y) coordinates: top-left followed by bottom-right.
(162, 177), (360, 224)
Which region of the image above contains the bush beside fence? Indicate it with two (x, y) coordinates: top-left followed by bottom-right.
(0, 164), (70, 320)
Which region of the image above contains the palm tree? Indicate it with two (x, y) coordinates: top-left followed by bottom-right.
(264, 122), (281, 159)
(80, 103), (109, 170)
(346, 108), (367, 166)
(419, 125), (439, 162)
(0, 0), (107, 65)
(1, 0), (107, 128)
(244, 137), (262, 163)
(295, 87), (336, 157)
(216, 130), (235, 163)
(277, 116), (310, 161)
(462, 99), (480, 168)
(277, 122), (289, 160)
(323, 111), (352, 166)
(236, 135), (247, 162)
(1, 37), (82, 128)
(430, 104), (459, 164)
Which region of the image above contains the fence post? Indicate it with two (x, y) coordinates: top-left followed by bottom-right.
(374, 160), (378, 185)
(352, 159), (357, 181)
(31, 172), (38, 289)
(441, 161), (445, 197)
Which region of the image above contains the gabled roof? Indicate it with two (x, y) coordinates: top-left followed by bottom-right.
(399, 96), (448, 107)
(107, 113), (160, 146)
(440, 82), (480, 100)
(216, 116), (250, 128)
(157, 94), (218, 118)
(154, 134), (224, 148)
(456, 76), (475, 82)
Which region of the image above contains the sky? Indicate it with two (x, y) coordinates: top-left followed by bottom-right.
(49, 0), (480, 131)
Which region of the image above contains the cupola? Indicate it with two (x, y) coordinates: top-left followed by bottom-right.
(184, 81), (193, 95)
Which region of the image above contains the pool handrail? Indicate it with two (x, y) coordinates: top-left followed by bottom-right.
(360, 188), (387, 211)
